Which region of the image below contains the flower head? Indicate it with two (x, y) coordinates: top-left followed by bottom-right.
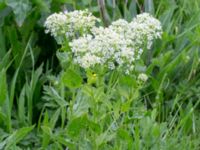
(44, 12), (68, 37)
(44, 9), (100, 43)
(128, 13), (163, 49)
(45, 11), (163, 74)
(138, 73), (148, 82)
(69, 13), (162, 73)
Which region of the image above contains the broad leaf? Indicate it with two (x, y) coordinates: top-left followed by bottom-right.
(67, 115), (88, 138)
(62, 69), (82, 88)
(144, 0), (155, 15)
(6, 0), (32, 26)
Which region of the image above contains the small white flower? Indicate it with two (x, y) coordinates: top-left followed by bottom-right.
(108, 62), (115, 70)
(138, 73), (148, 82)
(125, 70), (130, 75)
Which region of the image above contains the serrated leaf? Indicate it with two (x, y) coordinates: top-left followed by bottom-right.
(72, 92), (90, 118)
(50, 108), (60, 129)
(5, 126), (35, 149)
(41, 126), (52, 136)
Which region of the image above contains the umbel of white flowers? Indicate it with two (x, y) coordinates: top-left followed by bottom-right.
(45, 10), (162, 74)
(44, 9), (100, 43)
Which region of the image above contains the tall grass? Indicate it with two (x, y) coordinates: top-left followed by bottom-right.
(0, 0), (200, 149)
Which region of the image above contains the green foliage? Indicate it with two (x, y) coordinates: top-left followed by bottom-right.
(0, 69), (7, 106)
(62, 69), (82, 88)
(0, 0), (200, 149)
(2, 125), (35, 149)
(6, 0), (32, 27)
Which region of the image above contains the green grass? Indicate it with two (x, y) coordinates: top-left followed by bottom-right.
(0, 0), (200, 149)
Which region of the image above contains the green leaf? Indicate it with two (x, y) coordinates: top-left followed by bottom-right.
(113, 6), (122, 21)
(72, 92), (90, 118)
(43, 86), (68, 107)
(121, 100), (131, 113)
(54, 0), (74, 4)
(0, 69), (7, 106)
(4, 125), (35, 149)
(50, 109), (60, 129)
(41, 126), (52, 137)
(41, 126), (52, 149)
(7, 26), (23, 68)
(62, 69), (82, 88)
(129, 0), (137, 18)
(117, 128), (133, 149)
(95, 131), (116, 146)
(17, 86), (26, 124)
(0, 1), (6, 10)
(144, 0), (155, 15)
(0, 29), (5, 57)
(0, 111), (6, 125)
(41, 112), (51, 149)
(82, 0), (91, 6)
(6, 0), (32, 26)
(88, 120), (101, 134)
(119, 75), (137, 88)
(0, 50), (12, 70)
(67, 115), (88, 138)
(56, 51), (71, 69)
(34, 0), (51, 13)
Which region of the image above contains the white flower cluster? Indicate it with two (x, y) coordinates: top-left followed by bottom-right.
(69, 13), (162, 73)
(138, 73), (148, 82)
(65, 10), (100, 35)
(44, 12), (67, 37)
(128, 13), (163, 49)
(44, 9), (99, 43)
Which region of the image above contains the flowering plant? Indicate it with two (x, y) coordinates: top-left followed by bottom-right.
(45, 10), (162, 75)
(44, 9), (163, 149)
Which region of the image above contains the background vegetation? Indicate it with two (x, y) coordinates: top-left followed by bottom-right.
(0, 0), (200, 149)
